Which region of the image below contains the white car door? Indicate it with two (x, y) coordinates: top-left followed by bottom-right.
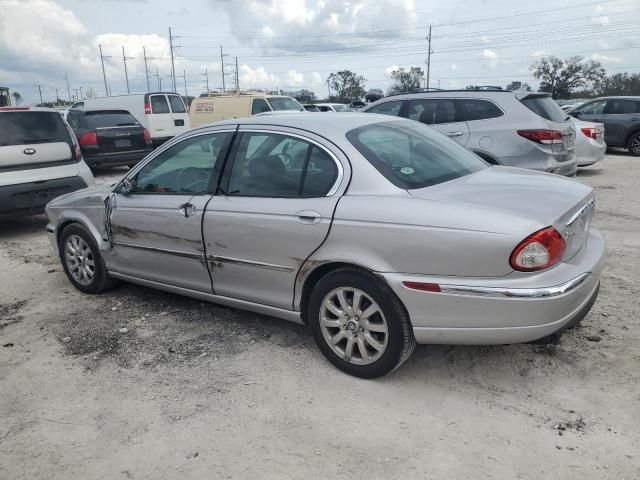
(148, 94), (175, 140)
(167, 94), (191, 135)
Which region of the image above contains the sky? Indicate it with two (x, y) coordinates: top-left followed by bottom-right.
(1, 0), (639, 105)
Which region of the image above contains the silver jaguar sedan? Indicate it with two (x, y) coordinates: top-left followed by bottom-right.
(45, 113), (605, 378)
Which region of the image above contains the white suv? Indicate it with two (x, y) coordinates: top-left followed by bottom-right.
(0, 107), (94, 219)
(363, 90), (577, 176)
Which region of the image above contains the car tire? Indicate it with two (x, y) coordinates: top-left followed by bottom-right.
(626, 131), (640, 156)
(308, 268), (415, 378)
(59, 223), (117, 294)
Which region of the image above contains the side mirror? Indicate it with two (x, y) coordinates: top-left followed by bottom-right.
(118, 177), (136, 195)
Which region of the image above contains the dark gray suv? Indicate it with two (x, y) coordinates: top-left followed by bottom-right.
(570, 96), (640, 156)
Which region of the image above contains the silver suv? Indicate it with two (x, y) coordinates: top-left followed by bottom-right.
(363, 90), (577, 176)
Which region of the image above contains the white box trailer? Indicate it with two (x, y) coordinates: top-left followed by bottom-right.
(78, 92), (190, 147)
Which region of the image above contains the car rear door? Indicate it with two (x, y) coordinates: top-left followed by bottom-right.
(602, 99), (640, 147)
(148, 94), (175, 140)
(202, 126), (349, 310)
(108, 130), (234, 292)
(167, 94), (191, 135)
(402, 98), (470, 145)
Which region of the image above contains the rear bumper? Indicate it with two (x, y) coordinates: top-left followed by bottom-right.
(83, 149), (153, 168)
(0, 176), (87, 219)
(498, 145), (577, 177)
(151, 137), (173, 148)
(380, 228), (606, 345)
(576, 141), (606, 167)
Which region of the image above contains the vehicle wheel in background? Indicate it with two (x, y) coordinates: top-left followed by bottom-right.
(59, 223), (117, 294)
(308, 268), (415, 378)
(627, 131), (640, 156)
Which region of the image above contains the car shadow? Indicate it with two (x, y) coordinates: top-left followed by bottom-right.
(0, 215), (49, 239)
(577, 168), (605, 177)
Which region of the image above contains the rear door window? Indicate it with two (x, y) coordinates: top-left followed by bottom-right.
(168, 95), (186, 113)
(150, 95), (170, 114)
(605, 99), (640, 114)
(458, 99), (503, 121)
(405, 99), (458, 125)
(366, 101), (403, 116)
(0, 112), (71, 146)
(520, 95), (567, 122)
(84, 111), (140, 128)
(251, 99), (271, 115)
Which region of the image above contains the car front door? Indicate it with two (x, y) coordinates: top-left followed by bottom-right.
(149, 94), (175, 139)
(202, 127), (348, 310)
(108, 130), (234, 292)
(601, 99), (640, 147)
(403, 98), (470, 145)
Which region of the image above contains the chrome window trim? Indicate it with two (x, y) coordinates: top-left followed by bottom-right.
(237, 128), (345, 197)
(207, 254), (295, 273)
(434, 273), (591, 299)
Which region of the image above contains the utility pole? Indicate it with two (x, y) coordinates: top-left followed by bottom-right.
(220, 45), (226, 92)
(34, 84), (43, 105)
(65, 72), (72, 101)
(202, 67), (209, 92)
(55, 87), (60, 104)
(179, 69), (188, 98)
(143, 46), (153, 92)
(326, 79), (331, 100)
(153, 68), (161, 91)
(99, 44), (111, 96)
(235, 57), (239, 92)
(426, 25), (432, 90)
(169, 27), (178, 92)
(122, 46), (133, 94)
(79, 86), (83, 100)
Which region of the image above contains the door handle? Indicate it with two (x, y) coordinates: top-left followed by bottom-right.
(445, 131), (464, 137)
(178, 203), (197, 218)
(296, 210), (321, 224)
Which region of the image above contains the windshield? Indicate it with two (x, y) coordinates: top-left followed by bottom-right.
(0, 111), (71, 146)
(346, 120), (488, 189)
(84, 111), (140, 128)
(267, 97), (303, 111)
(520, 95), (568, 122)
(332, 104), (353, 112)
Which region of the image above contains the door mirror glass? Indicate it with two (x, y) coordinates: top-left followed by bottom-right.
(119, 177), (136, 195)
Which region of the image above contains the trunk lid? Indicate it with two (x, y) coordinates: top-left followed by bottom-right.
(408, 166), (594, 260)
(0, 142), (72, 168)
(95, 126), (146, 153)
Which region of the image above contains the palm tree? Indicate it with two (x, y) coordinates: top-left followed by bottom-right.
(11, 91), (22, 106)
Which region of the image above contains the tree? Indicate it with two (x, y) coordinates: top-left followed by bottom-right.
(387, 67), (423, 95)
(365, 88), (384, 103)
(505, 81), (532, 91)
(11, 91), (22, 105)
(530, 56), (605, 99)
(327, 70), (367, 103)
(595, 72), (640, 96)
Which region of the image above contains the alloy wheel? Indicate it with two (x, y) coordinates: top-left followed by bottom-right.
(64, 234), (95, 286)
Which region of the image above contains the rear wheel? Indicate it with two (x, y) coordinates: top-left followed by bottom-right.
(627, 131), (640, 156)
(59, 224), (117, 294)
(308, 269), (415, 378)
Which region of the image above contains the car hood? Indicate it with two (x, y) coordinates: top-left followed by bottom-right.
(47, 182), (115, 208)
(408, 166), (593, 227)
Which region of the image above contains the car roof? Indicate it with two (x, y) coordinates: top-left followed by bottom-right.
(592, 96), (640, 100)
(193, 111), (401, 135)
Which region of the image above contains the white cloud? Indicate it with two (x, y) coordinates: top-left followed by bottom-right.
(531, 50), (546, 58)
(480, 35), (489, 43)
(591, 53), (623, 64)
(239, 64), (280, 88)
(283, 69), (305, 86)
(450, 63), (458, 70)
(310, 72), (323, 84)
(480, 49), (499, 68)
(385, 64), (400, 75)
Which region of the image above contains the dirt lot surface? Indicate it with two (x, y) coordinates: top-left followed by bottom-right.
(1, 155), (639, 479)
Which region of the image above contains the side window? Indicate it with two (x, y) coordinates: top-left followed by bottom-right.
(168, 95), (186, 113)
(606, 99), (638, 114)
(405, 99), (457, 125)
(134, 133), (230, 194)
(366, 101), (403, 116)
(579, 100), (606, 115)
(227, 132), (338, 197)
(150, 95), (170, 114)
(458, 99), (503, 121)
(251, 98), (271, 115)
(67, 112), (80, 130)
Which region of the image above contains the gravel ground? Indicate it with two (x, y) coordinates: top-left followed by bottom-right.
(1, 155), (639, 479)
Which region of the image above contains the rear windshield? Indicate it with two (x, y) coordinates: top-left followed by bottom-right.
(347, 120), (487, 189)
(84, 111), (140, 128)
(0, 111), (71, 147)
(520, 95), (568, 122)
(168, 95), (186, 113)
(267, 97), (303, 111)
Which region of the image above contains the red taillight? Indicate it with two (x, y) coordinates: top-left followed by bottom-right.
(517, 129), (563, 144)
(79, 131), (97, 146)
(402, 281), (441, 293)
(144, 101), (151, 114)
(510, 227), (565, 272)
(581, 127), (598, 140)
(0, 106), (30, 110)
(143, 128), (151, 141)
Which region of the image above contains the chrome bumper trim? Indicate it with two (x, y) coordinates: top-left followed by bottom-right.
(438, 273), (591, 299)
(112, 241), (204, 260)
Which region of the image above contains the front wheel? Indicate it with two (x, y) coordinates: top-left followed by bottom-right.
(59, 224), (117, 294)
(627, 131), (640, 156)
(308, 269), (415, 378)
